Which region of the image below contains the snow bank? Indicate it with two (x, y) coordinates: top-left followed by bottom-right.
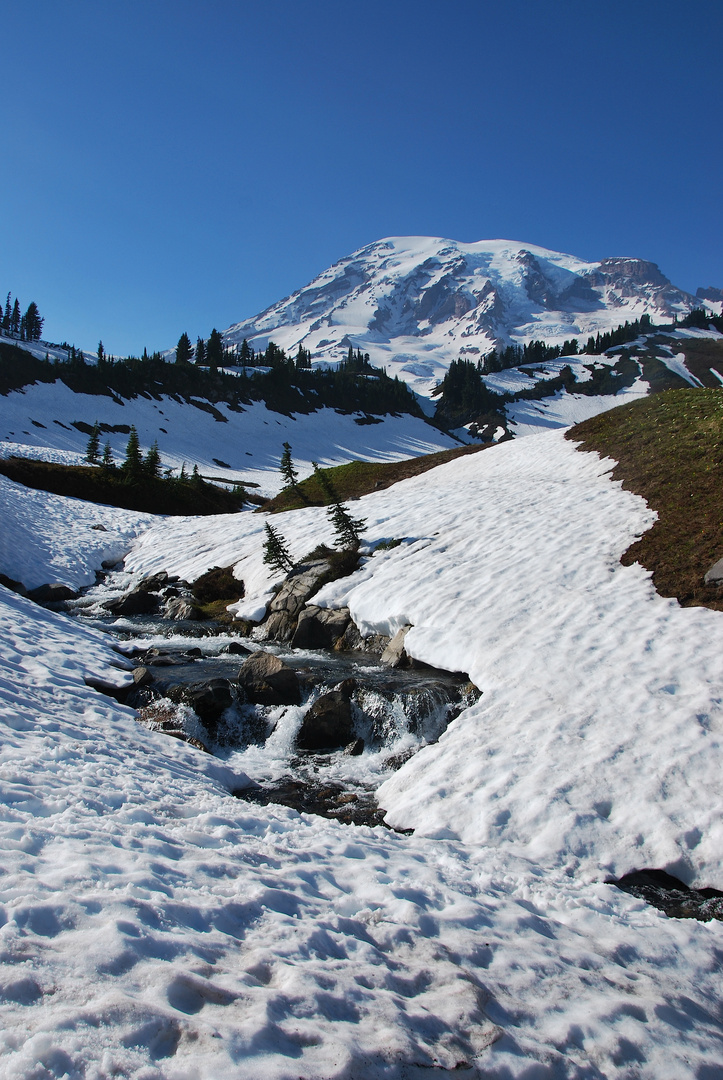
(0, 474), (155, 591)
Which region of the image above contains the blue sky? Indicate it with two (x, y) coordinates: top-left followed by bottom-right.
(1, 0), (720, 355)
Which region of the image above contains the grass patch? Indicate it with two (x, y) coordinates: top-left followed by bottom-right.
(262, 444), (490, 513)
(568, 388), (723, 610)
(0, 456), (249, 516)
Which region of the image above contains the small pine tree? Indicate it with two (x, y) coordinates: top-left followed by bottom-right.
(24, 302), (43, 341)
(2, 293), (11, 331)
(195, 337), (206, 365)
(279, 442), (299, 488)
(263, 521), (294, 575)
(122, 425), (142, 475)
(97, 340), (105, 364)
(144, 440), (161, 477)
(101, 441), (114, 469)
(86, 422), (101, 464)
(327, 499), (366, 551)
(10, 298), (20, 334)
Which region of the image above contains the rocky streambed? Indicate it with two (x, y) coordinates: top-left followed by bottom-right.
(67, 551), (480, 828)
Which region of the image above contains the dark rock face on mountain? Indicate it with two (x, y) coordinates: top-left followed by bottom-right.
(222, 236), (704, 395)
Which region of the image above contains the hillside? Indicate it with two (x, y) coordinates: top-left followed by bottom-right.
(569, 387), (723, 610)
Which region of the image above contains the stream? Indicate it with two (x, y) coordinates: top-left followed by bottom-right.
(69, 572), (479, 828)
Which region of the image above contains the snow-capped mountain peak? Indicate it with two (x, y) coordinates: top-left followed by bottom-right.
(223, 236), (701, 395)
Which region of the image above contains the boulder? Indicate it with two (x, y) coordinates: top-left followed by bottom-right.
(163, 595), (202, 620)
(704, 557), (723, 586)
(138, 571), (169, 593)
(27, 583), (79, 603)
(263, 559), (336, 642)
(380, 625), (412, 668)
(222, 640), (251, 656)
(166, 678), (234, 726)
(296, 691), (354, 751)
(0, 574), (27, 596)
(334, 619), (390, 655)
(132, 666), (154, 686)
(237, 651), (301, 706)
(104, 589), (160, 616)
(291, 606), (351, 649)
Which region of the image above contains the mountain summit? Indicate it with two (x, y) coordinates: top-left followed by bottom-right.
(223, 236), (702, 395)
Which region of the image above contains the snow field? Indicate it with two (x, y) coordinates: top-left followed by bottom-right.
(2, 428), (723, 1074)
(2, 587), (723, 1078)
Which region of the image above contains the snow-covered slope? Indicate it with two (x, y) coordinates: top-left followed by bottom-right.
(0, 381), (458, 496)
(224, 236), (704, 395)
(3, 433), (723, 1076)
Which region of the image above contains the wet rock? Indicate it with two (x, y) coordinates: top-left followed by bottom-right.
(344, 737), (365, 756)
(185, 647), (203, 658)
(263, 559), (334, 642)
(609, 868), (723, 921)
(166, 678), (234, 726)
(91, 523), (107, 532)
(380, 625), (412, 668)
(222, 640), (251, 656)
(163, 595), (202, 620)
(104, 589), (160, 616)
(237, 651), (301, 706)
(27, 583), (79, 603)
(132, 665), (154, 686)
(291, 605), (351, 649)
(335, 619), (390, 655)
(297, 690), (354, 751)
(138, 571), (169, 592)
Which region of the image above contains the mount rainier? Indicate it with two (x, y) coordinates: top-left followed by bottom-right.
(223, 235), (706, 396)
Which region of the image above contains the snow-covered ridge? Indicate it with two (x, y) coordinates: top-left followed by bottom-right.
(223, 235), (706, 395)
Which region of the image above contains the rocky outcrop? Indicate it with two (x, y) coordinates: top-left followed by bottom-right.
(263, 559), (335, 642)
(237, 651), (301, 706)
(291, 605), (351, 649)
(296, 689), (354, 751)
(104, 589), (160, 616)
(704, 557), (723, 586)
(0, 574), (27, 596)
(103, 572), (202, 620)
(380, 626), (412, 668)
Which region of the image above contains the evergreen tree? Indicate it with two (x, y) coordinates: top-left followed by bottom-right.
(10, 298), (21, 334)
(195, 337), (206, 365)
(279, 442), (299, 488)
(85, 422), (101, 464)
(327, 499), (366, 551)
(97, 341), (105, 364)
(101, 441), (114, 469)
(312, 460), (337, 502)
(144, 440), (162, 477)
(122, 425), (142, 475)
(295, 344), (311, 369)
(206, 328), (224, 369)
(176, 332), (193, 364)
(2, 293), (10, 331)
(262, 521), (294, 575)
(24, 302), (43, 341)
(239, 338), (252, 366)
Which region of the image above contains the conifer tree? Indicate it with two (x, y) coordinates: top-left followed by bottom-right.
(24, 302), (43, 341)
(195, 337), (206, 365)
(97, 341), (105, 364)
(144, 440), (161, 477)
(327, 499), (366, 551)
(2, 293), (10, 331)
(122, 425), (142, 475)
(206, 329), (224, 369)
(101, 441), (114, 469)
(176, 332), (193, 364)
(85, 422), (101, 464)
(239, 338), (252, 366)
(263, 521), (294, 575)
(10, 298), (20, 334)
(279, 442), (299, 489)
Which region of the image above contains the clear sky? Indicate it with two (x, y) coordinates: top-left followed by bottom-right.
(1, 0), (720, 356)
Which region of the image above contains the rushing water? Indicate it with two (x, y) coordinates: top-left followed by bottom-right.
(71, 577), (479, 825)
